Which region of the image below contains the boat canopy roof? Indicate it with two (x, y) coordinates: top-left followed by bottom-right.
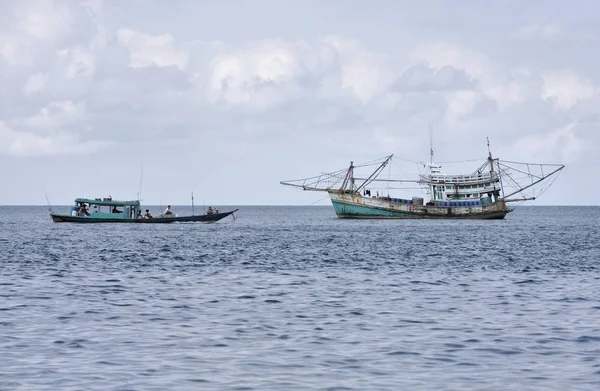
(75, 198), (140, 206)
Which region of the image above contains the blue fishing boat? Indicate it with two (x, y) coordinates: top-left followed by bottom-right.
(281, 140), (564, 220)
(50, 197), (237, 223)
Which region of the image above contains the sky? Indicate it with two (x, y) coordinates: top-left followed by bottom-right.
(0, 0), (598, 206)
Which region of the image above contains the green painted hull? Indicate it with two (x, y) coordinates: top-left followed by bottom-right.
(330, 193), (507, 220)
(50, 210), (237, 223)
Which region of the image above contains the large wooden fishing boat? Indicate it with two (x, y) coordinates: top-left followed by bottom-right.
(50, 197), (237, 223)
(281, 140), (564, 220)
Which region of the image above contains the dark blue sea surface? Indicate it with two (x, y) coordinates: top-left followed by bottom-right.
(1, 205), (599, 390)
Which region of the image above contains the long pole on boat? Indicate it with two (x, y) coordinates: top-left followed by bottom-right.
(138, 161), (144, 201)
(191, 191), (195, 215)
(429, 120), (434, 166)
(429, 121), (435, 201)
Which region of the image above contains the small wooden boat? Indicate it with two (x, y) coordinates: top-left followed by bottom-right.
(50, 197), (237, 223)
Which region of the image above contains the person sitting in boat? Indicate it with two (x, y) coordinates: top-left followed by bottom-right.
(112, 206), (122, 213)
(164, 205), (173, 215)
(144, 209), (153, 218)
(206, 207), (214, 215)
(78, 203), (90, 216)
(214, 208), (219, 214)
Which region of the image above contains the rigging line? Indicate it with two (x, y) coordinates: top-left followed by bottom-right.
(393, 156), (422, 165)
(502, 171), (523, 192)
(310, 194), (330, 205)
(497, 162), (545, 180)
(436, 158), (485, 164)
(389, 159), (419, 180)
(502, 166), (564, 199)
(45, 193), (53, 213)
(500, 159), (565, 167)
(533, 169), (563, 198)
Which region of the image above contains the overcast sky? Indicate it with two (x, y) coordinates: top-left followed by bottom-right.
(1, 0), (598, 206)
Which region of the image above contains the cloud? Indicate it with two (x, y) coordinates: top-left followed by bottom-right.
(0, 0), (598, 205)
(444, 90), (484, 120)
(0, 0), (74, 66)
(23, 100), (87, 131)
(117, 28), (188, 71)
(541, 70), (597, 110)
(509, 122), (590, 163)
(323, 36), (396, 103)
(513, 24), (564, 40)
(58, 45), (96, 78)
(392, 65), (475, 92)
(22, 73), (47, 95)
(408, 42), (491, 80)
(206, 38), (337, 110)
(0, 120), (109, 157)
(14, 0), (72, 41)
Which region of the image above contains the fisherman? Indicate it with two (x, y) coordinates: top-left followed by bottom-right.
(206, 207), (214, 215)
(215, 208), (219, 214)
(144, 209), (153, 218)
(164, 205), (173, 215)
(78, 203), (90, 216)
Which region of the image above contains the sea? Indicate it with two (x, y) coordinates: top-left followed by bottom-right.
(1, 205), (599, 391)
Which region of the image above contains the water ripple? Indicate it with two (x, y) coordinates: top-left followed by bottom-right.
(0, 206), (599, 390)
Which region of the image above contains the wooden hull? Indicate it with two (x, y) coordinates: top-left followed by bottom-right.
(51, 210), (238, 223)
(329, 192), (507, 220)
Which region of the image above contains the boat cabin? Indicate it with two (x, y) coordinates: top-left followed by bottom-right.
(73, 198), (141, 220)
(428, 170), (501, 204)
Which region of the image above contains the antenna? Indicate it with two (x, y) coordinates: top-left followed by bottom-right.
(429, 120), (434, 166)
(138, 161), (144, 201)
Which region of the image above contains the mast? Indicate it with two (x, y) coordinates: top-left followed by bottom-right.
(487, 137), (494, 173)
(487, 137), (501, 201)
(429, 121), (435, 200)
(340, 161), (354, 191)
(429, 120), (434, 166)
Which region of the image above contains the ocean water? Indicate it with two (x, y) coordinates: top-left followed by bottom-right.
(1, 205), (599, 391)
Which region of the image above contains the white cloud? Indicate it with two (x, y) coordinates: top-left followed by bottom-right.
(14, 0), (71, 41)
(541, 70), (596, 110)
(0, 33), (33, 66)
(407, 42), (527, 111)
(513, 24), (563, 40)
(24, 100), (87, 131)
(206, 39), (332, 107)
(58, 45), (95, 78)
(444, 90), (481, 120)
(509, 122), (589, 163)
(0, 120), (108, 157)
(117, 28), (188, 70)
(324, 36), (395, 102)
(409, 42), (491, 80)
(22, 73), (46, 95)
(205, 37), (396, 110)
(1, 0), (598, 205)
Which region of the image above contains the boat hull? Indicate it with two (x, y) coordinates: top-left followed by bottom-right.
(329, 192), (507, 219)
(50, 210), (238, 223)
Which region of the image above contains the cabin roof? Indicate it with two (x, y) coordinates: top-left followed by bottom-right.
(75, 198), (140, 206)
